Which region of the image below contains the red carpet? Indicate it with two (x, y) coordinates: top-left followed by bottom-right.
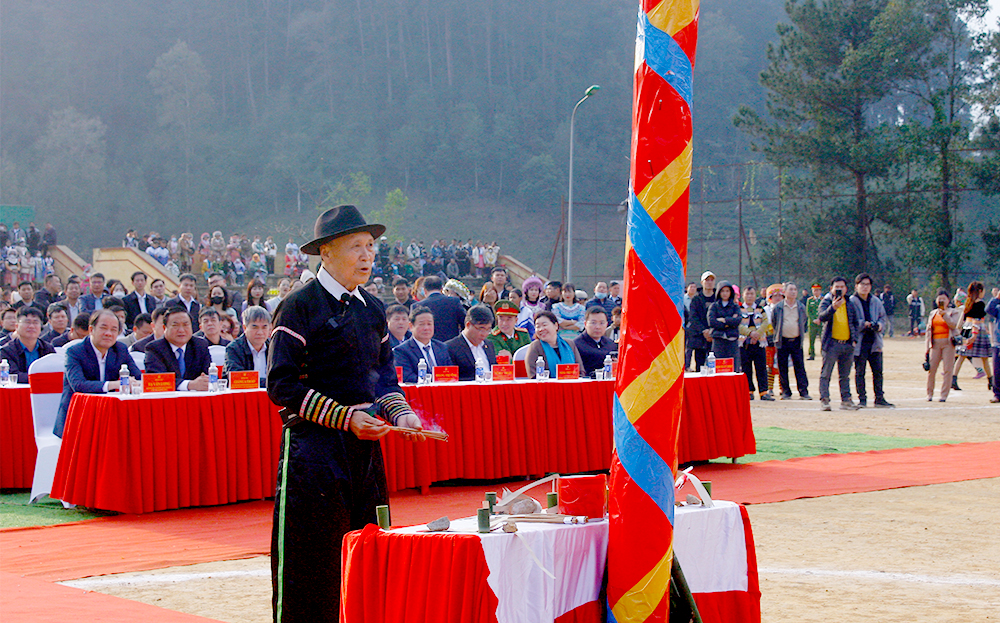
(5, 442), (998, 582)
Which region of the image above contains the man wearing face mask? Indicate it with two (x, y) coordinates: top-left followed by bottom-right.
(817, 277), (861, 411)
(586, 281), (616, 317)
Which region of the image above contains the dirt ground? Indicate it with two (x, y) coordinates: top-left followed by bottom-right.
(60, 338), (1000, 622)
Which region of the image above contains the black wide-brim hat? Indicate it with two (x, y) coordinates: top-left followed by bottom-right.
(300, 204), (386, 255)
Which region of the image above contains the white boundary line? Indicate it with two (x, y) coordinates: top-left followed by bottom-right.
(759, 567), (1000, 587)
(61, 569), (271, 589)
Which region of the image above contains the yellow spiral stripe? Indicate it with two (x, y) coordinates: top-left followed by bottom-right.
(637, 143), (693, 223)
(647, 0), (699, 37)
(618, 332), (685, 425)
(611, 546), (675, 622)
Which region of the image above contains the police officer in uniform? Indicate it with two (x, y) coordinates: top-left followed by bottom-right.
(267, 205), (425, 622)
(486, 299), (531, 358)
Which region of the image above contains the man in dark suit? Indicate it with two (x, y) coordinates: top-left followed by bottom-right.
(33, 274), (64, 313)
(393, 305), (453, 383)
(223, 305), (270, 386)
(193, 308), (232, 346)
(39, 303), (70, 343)
(0, 306), (56, 383)
(52, 313), (91, 348)
(165, 273), (201, 332)
(419, 275), (466, 342)
(445, 304), (497, 381)
(144, 305), (212, 390)
(54, 310), (142, 437)
(122, 271), (158, 326)
(129, 307), (167, 353)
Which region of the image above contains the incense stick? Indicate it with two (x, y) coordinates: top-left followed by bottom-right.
(387, 426), (449, 441)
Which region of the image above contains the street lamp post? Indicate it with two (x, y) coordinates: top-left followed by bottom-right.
(567, 84), (600, 284)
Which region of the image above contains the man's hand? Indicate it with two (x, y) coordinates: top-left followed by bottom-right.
(395, 412), (426, 441)
(702, 329), (711, 339)
(349, 407), (390, 440)
(832, 296), (844, 309)
(498, 349), (512, 359)
(189, 374), (210, 392)
(813, 319), (821, 325)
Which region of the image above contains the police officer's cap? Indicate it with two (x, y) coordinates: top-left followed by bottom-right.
(494, 300), (519, 316)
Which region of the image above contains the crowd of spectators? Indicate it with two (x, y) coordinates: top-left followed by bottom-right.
(682, 271), (1000, 409)
(1, 221), (58, 288)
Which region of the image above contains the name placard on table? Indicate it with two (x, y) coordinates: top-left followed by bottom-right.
(495, 354), (511, 365)
(491, 364), (515, 381)
(556, 364), (580, 380)
(715, 358), (735, 374)
(432, 366), (459, 383)
(142, 373), (175, 393)
(229, 370), (260, 390)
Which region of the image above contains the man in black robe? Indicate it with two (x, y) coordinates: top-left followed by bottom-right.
(267, 205), (425, 622)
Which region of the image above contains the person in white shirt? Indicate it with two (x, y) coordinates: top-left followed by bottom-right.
(223, 305), (271, 386)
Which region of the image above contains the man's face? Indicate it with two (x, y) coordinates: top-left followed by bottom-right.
(785, 284), (798, 302)
(393, 284), (409, 302)
(208, 275), (225, 290)
(545, 285), (560, 300)
(585, 312), (608, 340)
(491, 271), (506, 288)
(49, 310), (68, 333)
(16, 313), (42, 342)
(411, 312), (435, 342)
(47, 276), (61, 293)
(320, 233), (375, 290)
(133, 322), (153, 340)
(855, 279), (872, 296)
(245, 320), (271, 350)
(1, 311), (16, 332)
(609, 283), (621, 298)
(464, 321), (493, 346)
(743, 288), (756, 304)
(387, 312), (410, 337)
(18, 284), (32, 301)
(497, 313), (517, 335)
(812, 286), (822, 297)
(179, 279), (196, 299)
(65, 282), (81, 300)
(200, 314), (220, 338)
(91, 314), (121, 350)
(133, 274), (147, 291)
(114, 311), (127, 330)
(686, 283), (698, 297)
(164, 311), (193, 346)
(702, 276), (715, 292)
(831, 281), (847, 297)
(594, 282), (608, 296)
(151, 281), (165, 297)
(90, 277), (104, 296)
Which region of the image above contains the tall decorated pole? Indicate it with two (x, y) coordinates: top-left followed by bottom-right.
(608, 1), (699, 621)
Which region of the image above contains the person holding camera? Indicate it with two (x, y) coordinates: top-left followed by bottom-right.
(849, 274), (893, 408)
(817, 276), (861, 411)
(925, 289), (963, 402)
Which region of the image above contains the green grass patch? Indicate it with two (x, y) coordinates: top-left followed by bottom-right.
(0, 491), (116, 529)
(729, 427), (954, 463)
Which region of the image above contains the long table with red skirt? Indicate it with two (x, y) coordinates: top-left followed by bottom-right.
(0, 385), (37, 489)
(51, 389), (282, 514)
(340, 501), (759, 623)
(380, 375), (754, 493)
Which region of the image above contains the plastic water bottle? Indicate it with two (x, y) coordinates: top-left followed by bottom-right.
(417, 358), (427, 385)
(119, 364), (131, 395)
(0, 359), (9, 387)
(603, 354), (613, 380)
(209, 366), (219, 392)
(705, 352), (716, 376)
(475, 360), (485, 383)
(535, 356), (546, 380)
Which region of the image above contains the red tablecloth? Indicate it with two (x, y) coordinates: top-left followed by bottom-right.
(381, 376), (754, 492)
(678, 373), (756, 464)
(381, 380), (616, 493)
(0, 386), (36, 489)
(51, 390), (282, 514)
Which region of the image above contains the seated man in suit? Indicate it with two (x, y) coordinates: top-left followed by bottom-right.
(393, 305), (453, 383)
(574, 306), (618, 377)
(0, 306), (56, 383)
(165, 273), (201, 332)
(420, 275), (466, 342)
(386, 304), (412, 349)
(445, 304), (497, 381)
(54, 309), (143, 437)
(194, 308), (232, 346)
(130, 307), (168, 353)
(122, 271), (158, 326)
(0, 307), (17, 347)
(39, 303), (70, 344)
(52, 313), (91, 348)
(224, 305), (271, 387)
(144, 305), (212, 391)
(119, 313), (153, 348)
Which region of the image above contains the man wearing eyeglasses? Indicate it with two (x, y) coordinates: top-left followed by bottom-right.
(0, 306), (55, 383)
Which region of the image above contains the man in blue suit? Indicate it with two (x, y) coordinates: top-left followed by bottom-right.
(418, 275), (466, 342)
(445, 305), (497, 381)
(144, 305), (212, 391)
(54, 309), (143, 437)
(79, 273), (108, 314)
(393, 305), (453, 383)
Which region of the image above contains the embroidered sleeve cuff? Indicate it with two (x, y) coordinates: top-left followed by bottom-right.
(375, 392), (415, 427)
(298, 389), (353, 431)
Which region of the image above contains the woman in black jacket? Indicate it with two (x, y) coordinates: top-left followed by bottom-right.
(707, 281), (743, 372)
